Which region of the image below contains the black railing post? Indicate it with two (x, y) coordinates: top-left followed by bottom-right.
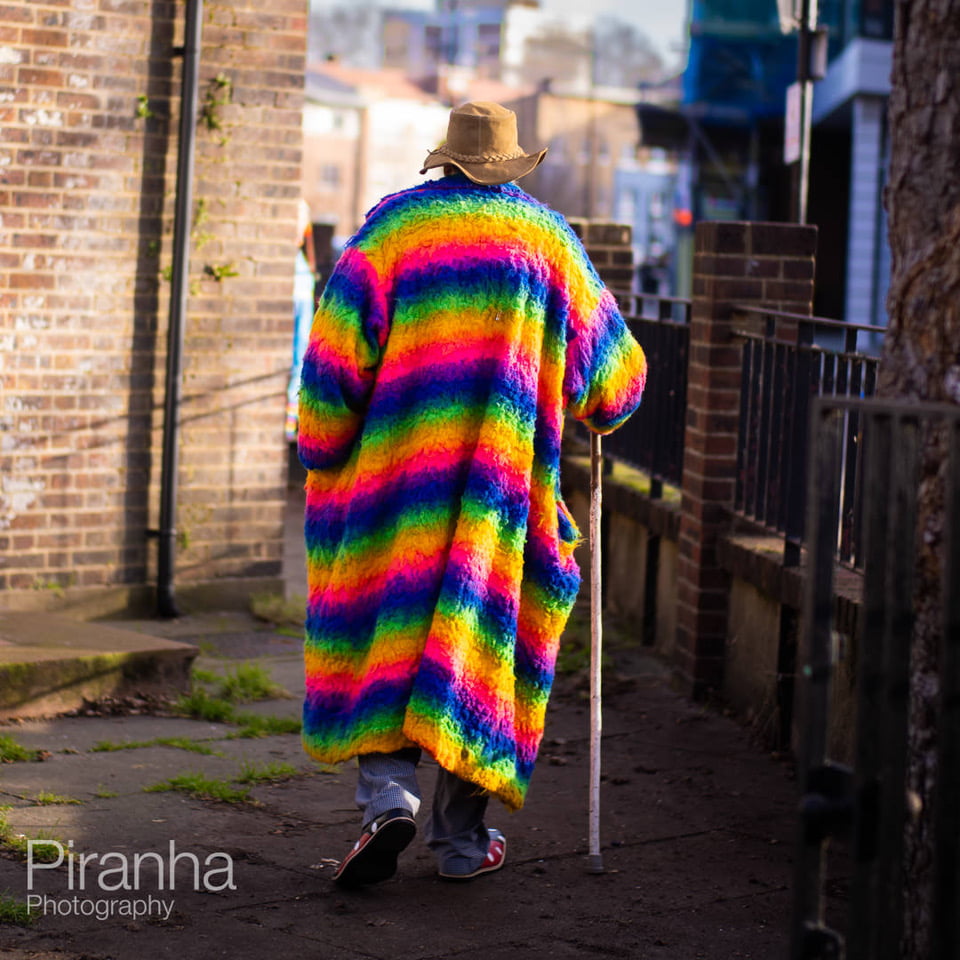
(932, 416), (960, 960)
(847, 409), (917, 960)
(783, 319), (815, 566)
(792, 399), (846, 960)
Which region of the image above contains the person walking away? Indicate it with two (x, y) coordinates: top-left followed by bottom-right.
(297, 101), (647, 886)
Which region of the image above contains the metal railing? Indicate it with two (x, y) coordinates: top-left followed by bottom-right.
(794, 398), (960, 960)
(573, 296), (887, 571)
(602, 293), (690, 497)
(733, 307), (885, 567)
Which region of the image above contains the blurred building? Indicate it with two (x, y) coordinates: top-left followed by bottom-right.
(512, 81), (680, 291)
(307, 5), (382, 69)
(809, 0), (893, 325)
(682, 0), (795, 216)
(380, 0), (594, 92)
(633, 1), (797, 295)
(303, 2), (684, 292)
(518, 87), (644, 219)
(301, 62), (450, 249)
(643, 0), (894, 319)
(301, 69), (362, 252)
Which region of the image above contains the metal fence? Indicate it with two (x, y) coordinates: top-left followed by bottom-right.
(601, 294), (690, 497)
(793, 398), (960, 960)
(733, 307), (885, 567)
(576, 296), (887, 570)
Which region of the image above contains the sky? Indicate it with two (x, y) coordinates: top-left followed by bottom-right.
(310, 1), (690, 64)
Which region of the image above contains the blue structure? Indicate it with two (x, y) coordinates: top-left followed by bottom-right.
(683, 0), (796, 123)
(638, 0), (798, 293)
(679, 0), (798, 226)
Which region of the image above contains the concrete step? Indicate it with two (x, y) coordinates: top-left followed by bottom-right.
(0, 612), (197, 720)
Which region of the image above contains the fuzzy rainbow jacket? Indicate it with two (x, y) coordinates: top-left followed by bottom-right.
(298, 174), (647, 810)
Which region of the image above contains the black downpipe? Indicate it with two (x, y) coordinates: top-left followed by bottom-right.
(157, 0), (203, 618)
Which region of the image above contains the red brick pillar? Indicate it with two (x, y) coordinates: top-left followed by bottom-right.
(676, 221), (817, 697)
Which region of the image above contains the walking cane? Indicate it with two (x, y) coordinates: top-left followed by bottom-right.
(587, 431), (605, 874)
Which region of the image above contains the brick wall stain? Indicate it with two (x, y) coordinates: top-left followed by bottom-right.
(0, 0), (307, 600)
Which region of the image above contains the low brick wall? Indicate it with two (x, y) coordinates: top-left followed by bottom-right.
(718, 532), (862, 759)
(561, 451), (681, 662)
(560, 451), (862, 757)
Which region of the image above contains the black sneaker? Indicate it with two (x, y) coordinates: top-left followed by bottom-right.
(332, 808), (417, 887)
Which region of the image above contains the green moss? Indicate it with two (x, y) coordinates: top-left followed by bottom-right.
(229, 713), (301, 738)
(0, 808), (64, 863)
(215, 663), (287, 703)
(173, 688), (237, 723)
(200, 72), (232, 134)
(170, 666), (299, 736)
(135, 94), (154, 119)
(0, 735), (43, 763)
(144, 773), (251, 804)
(91, 737), (222, 756)
(564, 454), (681, 504)
(235, 761), (298, 784)
(0, 891), (34, 926)
(0, 661), (35, 686)
(190, 666), (219, 686)
(250, 591), (306, 628)
(31, 792), (82, 806)
(204, 261), (239, 282)
(188, 662), (287, 705)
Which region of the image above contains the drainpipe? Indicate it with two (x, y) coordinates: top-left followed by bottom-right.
(157, 0), (203, 618)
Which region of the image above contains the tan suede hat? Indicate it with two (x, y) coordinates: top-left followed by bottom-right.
(420, 101), (547, 186)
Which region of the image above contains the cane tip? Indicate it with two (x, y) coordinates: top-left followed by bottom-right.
(586, 853), (605, 874)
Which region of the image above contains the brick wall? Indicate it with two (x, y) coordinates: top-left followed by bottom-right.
(0, 0), (308, 613)
(567, 219), (635, 297)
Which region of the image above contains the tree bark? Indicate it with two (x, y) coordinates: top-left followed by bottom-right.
(880, 1), (960, 956)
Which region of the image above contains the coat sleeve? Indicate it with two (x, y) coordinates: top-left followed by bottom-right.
(563, 264), (648, 435)
(297, 246), (388, 470)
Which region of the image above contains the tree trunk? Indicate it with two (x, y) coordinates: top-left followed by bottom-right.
(880, 1), (960, 956)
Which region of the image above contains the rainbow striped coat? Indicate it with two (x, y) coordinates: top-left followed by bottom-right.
(298, 175), (647, 810)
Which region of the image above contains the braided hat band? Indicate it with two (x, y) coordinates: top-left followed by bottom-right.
(420, 101), (547, 186)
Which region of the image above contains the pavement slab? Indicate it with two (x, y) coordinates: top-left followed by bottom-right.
(0, 614), (805, 960)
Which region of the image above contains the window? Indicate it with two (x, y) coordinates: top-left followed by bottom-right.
(543, 135), (565, 164)
(319, 164), (340, 189)
(425, 26), (443, 64)
(477, 23), (501, 59)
